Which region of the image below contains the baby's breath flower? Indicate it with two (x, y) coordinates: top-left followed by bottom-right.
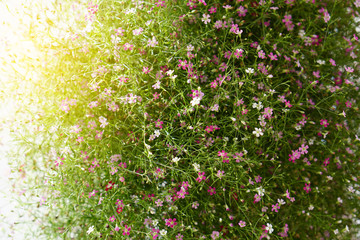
(245, 68), (254, 74)
(192, 163), (200, 172)
(172, 157), (180, 164)
(87, 226), (95, 235)
(253, 127), (264, 137)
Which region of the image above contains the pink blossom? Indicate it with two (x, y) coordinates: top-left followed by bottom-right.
(303, 183), (311, 193)
(165, 218), (177, 228)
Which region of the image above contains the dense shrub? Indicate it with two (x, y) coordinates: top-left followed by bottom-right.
(11, 0), (360, 239)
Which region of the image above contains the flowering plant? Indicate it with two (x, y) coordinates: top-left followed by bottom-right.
(8, 0), (360, 239)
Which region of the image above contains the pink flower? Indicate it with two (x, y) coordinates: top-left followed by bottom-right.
(254, 193), (261, 203)
(268, 52), (278, 61)
(208, 6), (216, 14)
(234, 48), (244, 59)
(155, 119), (164, 128)
(176, 233), (184, 240)
(208, 186), (216, 195)
(155, 0), (166, 7)
(198, 0), (207, 6)
(255, 175), (262, 183)
(123, 225), (131, 235)
(282, 14), (292, 25)
(345, 66), (354, 73)
(142, 66), (151, 74)
(177, 188), (187, 199)
(165, 218), (177, 228)
(291, 150), (301, 160)
(303, 183), (311, 193)
(133, 27), (143, 35)
(313, 70), (321, 78)
(147, 36), (158, 47)
(210, 80), (218, 88)
(298, 144), (309, 155)
(153, 92), (160, 100)
(238, 220), (246, 227)
(109, 215), (116, 222)
(151, 228), (160, 239)
(196, 172), (206, 183)
(218, 150), (229, 159)
(271, 203), (280, 212)
(329, 58), (336, 66)
(284, 100), (292, 108)
(258, 50), (266, 59)
(323, 157), (330, 167)
(320, 119), (329, 127)
(55, 157), (64, 167)
(123, 43), (134, 51)
(88, 189), (98, 198)
(237, 6), (248, 17)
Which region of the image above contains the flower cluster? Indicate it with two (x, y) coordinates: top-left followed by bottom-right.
(16, 0), (360, 239)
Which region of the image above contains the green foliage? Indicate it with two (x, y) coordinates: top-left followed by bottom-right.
(8, 0), (360, 239)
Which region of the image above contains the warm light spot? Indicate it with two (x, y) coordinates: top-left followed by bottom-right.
(0, 0), (52, 238)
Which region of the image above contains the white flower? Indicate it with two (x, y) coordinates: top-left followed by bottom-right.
(278, 199), (286, 205)
(170, 75), (177, 80)
(334, 229), (339, 235)
(256, 186), (265, 196)
(87, 226), (95, 235)
(149, 207), (156, 214)
(252, 101), (263, 110)
(201, 14), (211, 24)
(99, 116), (109, 128)
(317, 59), (325, 65)
(190, 97), (201, 106)
(348, 186), (355, 193)
(295, 124), (302, 130)
(154, 130), (160, 137)
(265, 223), (273, 234)
(252, 127), (263, 137)
(172, 157), (180, 164)
(187, 44), (194, 52)
(125, 8), (136, 14)
(308, 205), (314, 211)
(166, 70), (174, 76)
(298, 29), (306, 38)
(193, 163), (200, 172)
(152, 80), (161, 89)
(245, 68), (254, 74)
(160, 229), (167, 236)
(153, 219), (159, 226)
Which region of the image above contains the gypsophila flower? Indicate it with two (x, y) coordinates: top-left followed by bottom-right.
(201, 14), (211, 24)
(245, 68), (254, 74)
(256, 186), (265, 196)
(87, 226), (95, 234)
(238, 220), (246, 227)
(253, 127), (264, 137)
(266, 223), (274, 234)
(193, 163), (200, 172)
(172, 157), (180, 164)
(252, 101), (263, 110)
(160, 229), (167, 236)
(147, 36), (158, 47)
